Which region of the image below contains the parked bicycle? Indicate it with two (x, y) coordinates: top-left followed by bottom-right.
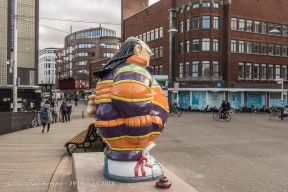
(31, 110), (42, 127)
(169, 107), (182, 117)
(213, 110), (231, 122)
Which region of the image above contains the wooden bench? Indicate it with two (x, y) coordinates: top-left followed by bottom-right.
(64, 123), (99, 156)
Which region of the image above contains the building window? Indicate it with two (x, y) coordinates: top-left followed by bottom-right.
(262, 43), (267, 55)
(254, 64), (259, 78)
(151, 30), (154, 41)
(159, 65), (162, 75)
(192, 39), (199, 51)
(186, 19), (190, 31)
(179, 42), (183, 54)
(185, 62), (189, 77)
(159, 27), (163, 38)
(154, 47), (159, 58)
(192, 3), (199, 8)
(154, 66), (159, 75)
(159, 46), (163, 57)
(192, 17), (199, 29)
(231, 18), (237, 30)
(214, 3), (220, 8)
(255, 21), (260, 33)
(202, 61), (210, 77)
(202, 38), (210, 51)
(147, 31), (151, 42)
(247, 63), (252, 78)
(269, 44), (274, 55)
(283, 45), (288, 56)
(284, 25), (288, 36)
(262, 22), (267, 34)
(179, 63), (183, 78)
(277, 24), (282, 36)
(254, 42), (260, 54)
(239, 63), (245, 78)
(247, 20), (252, 32)
(269, 23), (275, 33)
(185, 5), (190, 11)
(276, 45), (281, 56)
(247, 41), (252, 53)
(213, 16), (219, 29)
(276, 65), (280, 78)
(192, 61), (199, 77)
(150, 48), (154, 59)
(284, 66), (287, 80)
(202, 2), (211, 7)
(231, 40), (237, 52)
(239, 41), (245, 53)
(262, 64), (267, 79)
(202, 16), (210, 29)
(239, 19), (245, 31)
(155, 28), (159, 39)
(179, 21), (183, 33)
(213, 39), (219, 51)
(213, 61), (219, 77)
(143, 32), (147, 42)
(185, 41), (189, 53)
(269, 65), (274, 79)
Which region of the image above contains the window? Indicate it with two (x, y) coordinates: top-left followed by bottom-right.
(231, 18), (237, 30)
(284, 25), (288, 36)
(159, 65), (163, 75)
(185, 62), (189, 77)
(146, 31), (151, 42)
(179, 21), (183, 33)
(247, 20), (252, 32)
(179, 63), (183, 77)
(185, 41), (189, 53)
(276, 65), (280, 78)
(155, 28), (159, 39)
(143, 32), (147, 42)
(202, 38), (210, 51)
(276, 45), (281, 56)
(159, 27), (163, 38)
(179, 8), (183, 14)
(192, 3), (199, 8)
(262, 64), (267, 79)
(150, 30), (154, 41)
(159, 46), (163, 57)
(255, 21), (260, 33)
(254, 42), (260, 54)
(186, 19), (190, 31)
(247, 41), (252, 53)
(192, 39), (199, 51)
(154, 66), (159, 75)
(231, 40), (237, 52)
(284, 66), (287, 80)
(202, 61), (210, 77)
(185, 5), (190, 11)
(269, 44), (274, 55)
(269, 23), (275, 33)
(213, 17), (219, 29)
(262, 22), (267, 34)
(277, 24), (282, 36)
(213, 61), (219, 77)
(192, 17), (199, 29)
(283, 45), (288, 56)
(202, 16), (210, 29)
(239, 41), (245, 53)
(262, 43), (267, 55)
(154, 47), (159, 58)
(179, 42), (183, 54)
(192, 61), (199, 77)
(202, 2), (210, 7)
(254, 64), (259, 78)
(247, 63), (252, 78)
(269, 65), (274, 79)
(213, 39), (219, 51)
(214, 3), (220, 8)
(239, 19), (245, 31)
(150, 48), (154, 59)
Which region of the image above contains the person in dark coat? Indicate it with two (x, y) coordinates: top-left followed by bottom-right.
(60, 101), (68, 122)
(67, 102), (72, 121)
(219, 100), (228, 118)
(41, 100), (53, 133)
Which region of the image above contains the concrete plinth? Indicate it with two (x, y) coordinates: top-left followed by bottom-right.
(72, 152), (198, 192)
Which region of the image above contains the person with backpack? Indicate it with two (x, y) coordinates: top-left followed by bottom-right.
(67, 102), (72, 121)
(60, 101), (68, 123)
(41, 100), (52, 133)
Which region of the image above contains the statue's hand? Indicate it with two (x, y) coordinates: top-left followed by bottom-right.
(86, 95), (96, 118)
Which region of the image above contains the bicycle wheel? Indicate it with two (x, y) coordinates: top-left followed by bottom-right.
(32, 120), (37, 127)
(177, 111), (182, 117)
(213, 112), (220, 121)
(269, 114), (276, 120)
(38, 119), (42, 126)
(229, 112), (234, 119)
(224, 113), (231, 122)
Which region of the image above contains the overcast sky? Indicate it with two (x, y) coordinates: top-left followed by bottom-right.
(39, 0), (159, 50)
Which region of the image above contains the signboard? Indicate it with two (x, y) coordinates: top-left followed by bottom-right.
(216, 82), (222, 88)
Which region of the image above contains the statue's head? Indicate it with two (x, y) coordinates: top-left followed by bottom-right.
(93, 37), (153, 77)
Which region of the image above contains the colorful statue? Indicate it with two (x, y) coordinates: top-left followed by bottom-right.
(87, 37), (169, 183)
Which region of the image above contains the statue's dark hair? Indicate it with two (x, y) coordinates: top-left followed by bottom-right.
(93, 37), (141, 78)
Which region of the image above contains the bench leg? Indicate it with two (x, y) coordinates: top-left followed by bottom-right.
(66, 145), (72, 156)
(83, 143), (86, 152)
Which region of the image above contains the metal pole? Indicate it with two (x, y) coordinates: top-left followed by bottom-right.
(13, 0), (18, 112)
(281, 77), (283, 120)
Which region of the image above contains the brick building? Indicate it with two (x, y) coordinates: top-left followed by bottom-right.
(121, 0), (288, 108)
(55, 27), (120, 100)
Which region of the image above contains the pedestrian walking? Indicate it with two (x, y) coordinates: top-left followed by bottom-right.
(60, 100), (68, 122)
(41, 100), (53, 133)
(74, 96), (78, 107)
(67, 102), (72, 121)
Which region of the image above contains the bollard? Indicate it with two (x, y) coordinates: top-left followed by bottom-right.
(82, 110), (84, 118)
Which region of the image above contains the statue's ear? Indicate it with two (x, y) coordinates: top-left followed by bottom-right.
(134, 45), (142, 56)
